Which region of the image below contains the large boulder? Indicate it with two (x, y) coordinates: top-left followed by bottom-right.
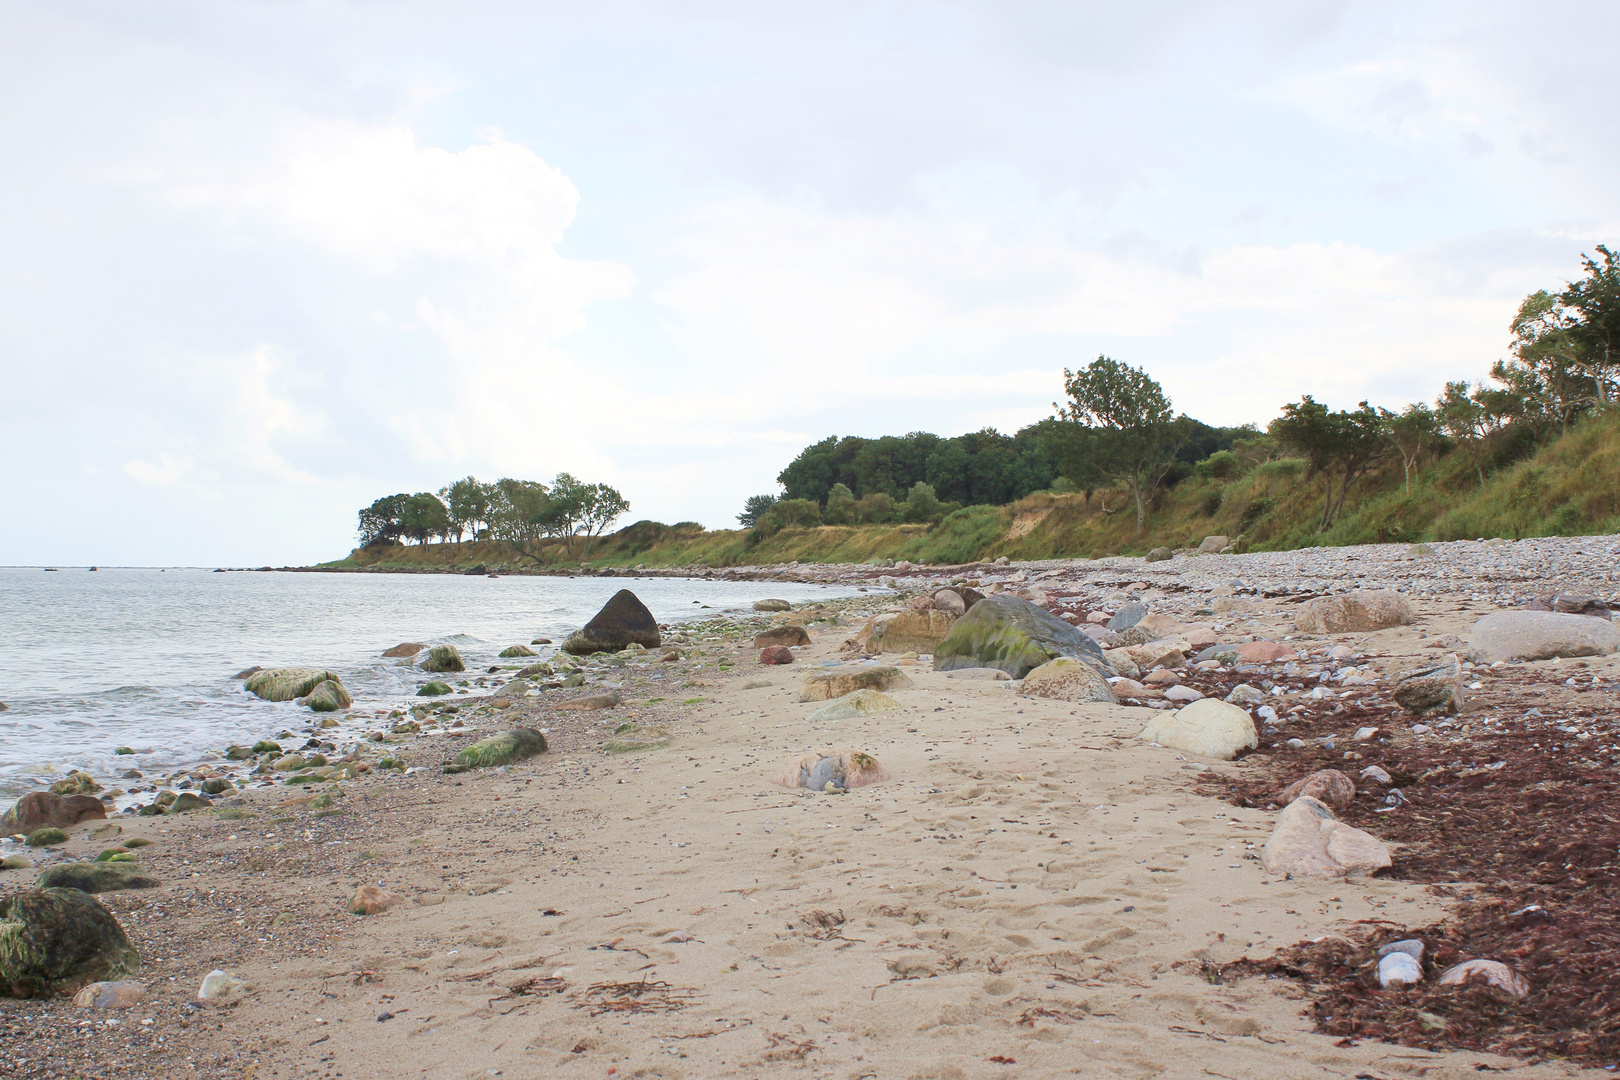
(0, 888), (141, 998)
(443, 729), (548, 773)
(800, 666), (914, 702)
(1293, 591), (1413, 635)
(1137, 699), (1257, 760)
(933, 595), (1108, 680)
(1198, 535), (1228, 553)
(855, 610), (957, 654)
(562, 590), (661, 655)
(1021, 658), (1115, 704)
(1467, 610), (1620, 663)
(754, 626), (811, 648)
(306, 679), (352, 713)
(1260, 796), (1391, 878)
(243, 668), (343, 702)
(419, 645), (465, 673)
(1, 792), (106, 834)
(1391, 654), (1462, 714)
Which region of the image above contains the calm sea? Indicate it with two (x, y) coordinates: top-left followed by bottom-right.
(0, 567), (862, 800)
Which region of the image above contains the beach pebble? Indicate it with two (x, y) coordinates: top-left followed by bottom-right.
(1163, 685), (1204, 703)
(1437, 959), (1529, 998)
(1326, 644), (1355, 660)
(1361, 765), (1393, 785)
(1142, 668), (1181, 686)
(73, 980), (147, 1009)
(1392, 654), (1463, 715)
(1354, 726), (1379, 741)
(1224, 683), (1265, 706)
(350, 885), (400, 916)
(1377, 952), (1423, 988)
(198, 969), (248, 1005)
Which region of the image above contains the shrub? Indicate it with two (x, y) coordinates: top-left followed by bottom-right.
(774, 499), (823, 527)
(823, 483), (857, 525)
(855, 492), (896, 523)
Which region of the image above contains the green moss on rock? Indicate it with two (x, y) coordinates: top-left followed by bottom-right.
(307, 679), (352, 713)
(243, 668), (343, 702)
(24, 829), (67, 848)
(36, 863), (161, 894)
(932, 595), (1109, 679)
(444, 729), (548, 772)
(250, 741), (281, 755)
(498, 645), (536, 658)
(419, 645), (465, 673)
(417, 682), (453, 697)
(0, 888), (141, 998)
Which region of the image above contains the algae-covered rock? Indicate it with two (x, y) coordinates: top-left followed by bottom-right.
(243, 668), (343, 702)
(419, 645), (465, 673)
(250, 740), (281, 755)
(854, 610), (957, 654)
(0, 888), (141, 998)
(561, 590), (661, 655)
(444, 729), (548, 772)
(799, 666), (914, 702)
(224, 745), (254, 761)
(604, 725), (674, 753)
(25, 828), (67, 848)
(933, 595), (1108, 679)
(498, 644), (536, 658)
(36, 863), (161, 894)
(49, 771), (102, 797)
(306, 679), (352, 713)
(164, 793), (212, 813)
(417, 681), (453, 697)
(1021, 657), (1115, 704)
(805, 689), (900, 723)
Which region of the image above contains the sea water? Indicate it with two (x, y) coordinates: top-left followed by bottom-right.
(0, 567), (866, 799)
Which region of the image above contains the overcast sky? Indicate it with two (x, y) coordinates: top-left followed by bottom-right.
(2, 1), (1616, 566)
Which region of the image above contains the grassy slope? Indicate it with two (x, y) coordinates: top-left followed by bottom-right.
(324, 412), (1620, 571)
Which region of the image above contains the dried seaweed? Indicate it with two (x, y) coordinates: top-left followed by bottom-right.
(574, 976), (700, 1017)
(1189, 662), (1620, 1067)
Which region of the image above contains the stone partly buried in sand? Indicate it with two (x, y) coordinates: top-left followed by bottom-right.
(419, 645), (466, 673)
(755, 626), (811, 648)
(243, 668), (344, 702)
(443, 728), (548, 773)
(0, 888), (141, 999)
(854, 609), (957, 654)
(933, 595), (1108, 679)
(1260, 795), (1391, 878)
(349, 886), (399, 916)
(1137, 699), (1258, 760)
(1466, 609), (1620, 663)
(1021, 657), (1115, 704)
(605, 724), (674, 753)
(563, 589), (662, 655)
(73, 979), (148, 1009)
(773, 750), (891, 792)
(1, 791), (107, 833)
(1292, 590), (1414, 635)
(799, 665), (914, 702)
(36, 863), (161, 895)
(554, 692), (622, 711)
(1391, 654), (1463, 714)
(758, 645), (795, 665)
(1277, 769), (1356, 810)
(805, 689), (899, 723)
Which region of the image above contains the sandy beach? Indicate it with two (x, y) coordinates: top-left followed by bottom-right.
(5, 541), (1620, 1079)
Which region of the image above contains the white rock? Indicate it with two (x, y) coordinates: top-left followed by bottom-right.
(1163, 685), (1204, 702)
(1437, 959), (1529, 998)
(198, 970), (247, 1005)
(1354, 726), (1379, 741)
(1137, 699), (1257, 760)
(1378, 952), (1423, 987)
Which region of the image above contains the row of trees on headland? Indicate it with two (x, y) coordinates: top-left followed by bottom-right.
(358, 474), (629, 560)
(745, 245), (1620, 539)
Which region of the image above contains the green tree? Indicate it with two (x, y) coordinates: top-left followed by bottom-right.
(737, 494), (779, 527)
(855, 492), (896, 523)
(773, 498), (824, 527)
(1561, 245), (1620, 407)
(1380, 403), (1438, 495)
(1269, 397), (1386, 530)
(439, 476), (490, 544)
(398, 492), (450, 545)
(903, 481), (941, 523)
(1435, 381), (1499, 488)
(1053, 356), (1187, 537)
(357, 493), (409, 546)
(823, 483), (857, 525)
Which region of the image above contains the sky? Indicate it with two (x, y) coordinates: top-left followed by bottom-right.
(2, 0), (1617, 566)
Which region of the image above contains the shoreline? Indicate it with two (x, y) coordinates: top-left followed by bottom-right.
(2, 548), (1618, 1077)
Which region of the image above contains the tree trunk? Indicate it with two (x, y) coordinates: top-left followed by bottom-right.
(1131, 483), (1146, 537)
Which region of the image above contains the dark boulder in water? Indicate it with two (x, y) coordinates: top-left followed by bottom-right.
(562, 590), (661, 655)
